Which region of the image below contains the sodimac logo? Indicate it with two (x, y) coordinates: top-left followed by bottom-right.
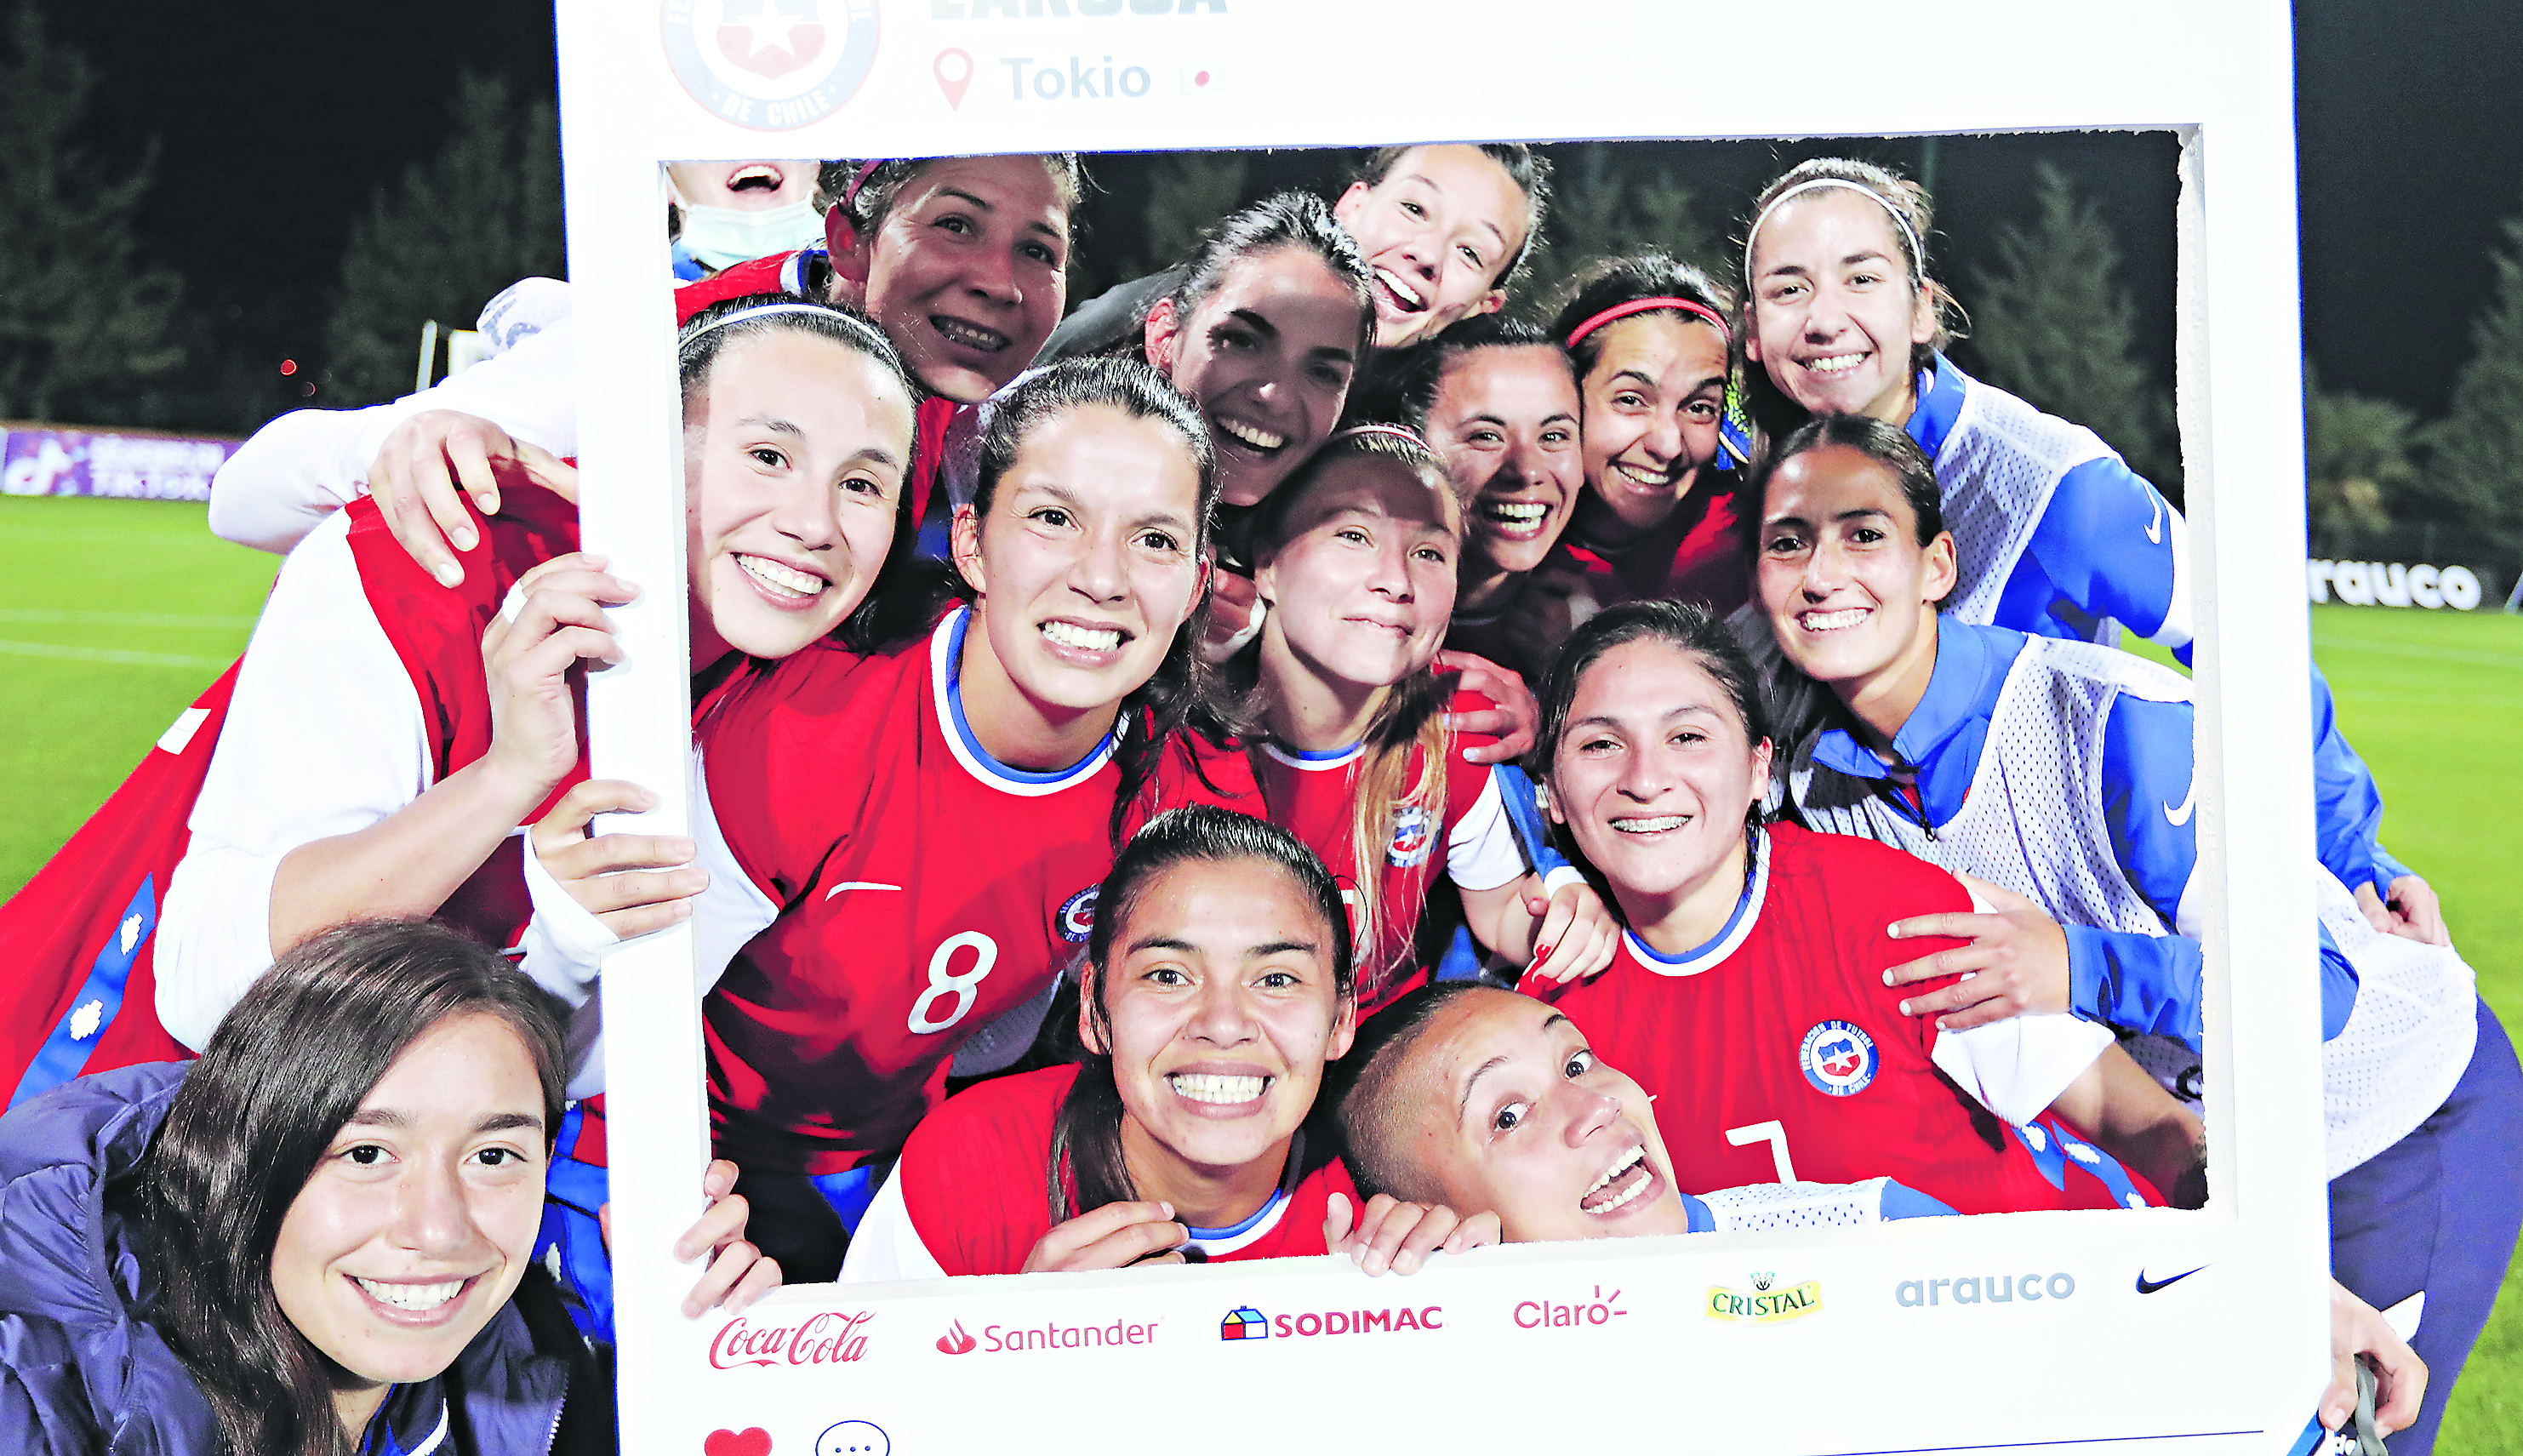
(1221, 1304), (1444, 1339)
(708, 1309), (875, 1367)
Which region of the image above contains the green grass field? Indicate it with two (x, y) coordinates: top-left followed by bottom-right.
(3, 496), (2520, 1436)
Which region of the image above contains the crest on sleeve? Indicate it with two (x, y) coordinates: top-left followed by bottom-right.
(1798, 1019), (1877, 1097)
(1058, 886), (1099, 944)
(1386, 805), (1434, 868)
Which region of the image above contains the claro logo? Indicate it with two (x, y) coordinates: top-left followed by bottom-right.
(1515, 1285), (1629, 1330)
(709, 1309), (874, 1367)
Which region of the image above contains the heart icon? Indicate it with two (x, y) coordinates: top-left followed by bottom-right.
(705, 1430), (773, 1456)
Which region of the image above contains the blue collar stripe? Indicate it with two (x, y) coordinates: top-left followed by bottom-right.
(939, 608), (1120, 788)
(9, 876), (157, 1111)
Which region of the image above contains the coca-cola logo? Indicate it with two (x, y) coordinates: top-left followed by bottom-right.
(709, 1309), (876, 1368)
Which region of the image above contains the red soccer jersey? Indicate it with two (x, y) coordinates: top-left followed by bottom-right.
(697, 607), (1260, 1176)
(1562, 471), (1751, 619)
(1252, 690), (1529, 1014)
(1541, 824), (2129, 1215)
(853, 1064), (1359, 1279)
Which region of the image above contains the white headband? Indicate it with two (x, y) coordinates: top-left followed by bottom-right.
(1742, 178), (1926, 291)
(680, 300), (893, 360)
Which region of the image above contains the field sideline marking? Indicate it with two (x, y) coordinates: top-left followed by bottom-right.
(2311, 631), (2523, 671)
(0, 639), (225, 670)
(0, 608), (258, 630)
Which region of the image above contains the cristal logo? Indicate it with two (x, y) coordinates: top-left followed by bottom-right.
(936, 1319), (977, 1355)
(708, 1309), (874, 1367)
(1705, 1271), (1822, 1324)
(1515, 1285), (1628, 1330)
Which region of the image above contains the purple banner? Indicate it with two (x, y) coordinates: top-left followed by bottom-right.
(1, 425), (242, 504)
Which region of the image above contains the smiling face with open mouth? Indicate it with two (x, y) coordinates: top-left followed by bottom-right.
(1544, 637), (1770, 922)
(1755, 442), (1955, 708)
(1422, 345), (1583, 579)
(848, 154), (1070, 404)
(267, 1013), (546, 1397)
(1406, 988), (1692, 1242)
(1579, 313), (1730, 533)
(1093, 855), (1356, 1185)
(684, 328), (917, 665)
(1254, 454), (1460, 699)
(952, 402), (1207, 757)
(1333, 144), (1529, 350)
(665, 159), (820, 211)
(1745, 189), (1938, 425)
(1146, 245), (1365, 508)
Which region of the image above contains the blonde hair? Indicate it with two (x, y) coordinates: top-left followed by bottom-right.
(1239, 427), (1462, 1002)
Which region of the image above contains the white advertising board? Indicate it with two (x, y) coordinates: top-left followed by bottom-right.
(561, 3), (2330, 1451)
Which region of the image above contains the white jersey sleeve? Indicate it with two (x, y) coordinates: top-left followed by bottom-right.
(1930, 1014), (2115, 1128)
(512, 746), (779, 1097)
(1696, 1177), (1909, 1231)
(1446, 768), (1529, 893)
(157, 510), (430, 1049)
(1923, 891), (2116, 1125)
(207, 314), (583, 556)
(837, 1170), (948, 1283)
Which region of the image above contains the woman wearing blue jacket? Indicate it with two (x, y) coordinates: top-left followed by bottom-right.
(1754, 416), (2518, 1456)
(1735, 156), (2437, 937)
(0, 920), (774, 1455)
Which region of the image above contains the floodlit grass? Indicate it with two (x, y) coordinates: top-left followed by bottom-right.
(4, 504), (2518, 1437)
(0, 497), (276, 893)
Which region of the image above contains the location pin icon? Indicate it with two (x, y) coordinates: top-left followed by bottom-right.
(934, 48), (973, 110)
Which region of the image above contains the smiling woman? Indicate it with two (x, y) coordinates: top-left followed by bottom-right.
(841, 805), (1497, 1281)
(0, 920), (776, 1456)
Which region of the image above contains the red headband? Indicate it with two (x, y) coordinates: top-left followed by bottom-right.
(842, 158), (885, 213)
(1565, 295), (1731, 348)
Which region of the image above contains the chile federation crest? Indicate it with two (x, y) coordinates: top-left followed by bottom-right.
(1799, 1019), (1877, 1097)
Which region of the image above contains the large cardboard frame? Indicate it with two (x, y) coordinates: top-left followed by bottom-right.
(562, 2), (2326, 1450)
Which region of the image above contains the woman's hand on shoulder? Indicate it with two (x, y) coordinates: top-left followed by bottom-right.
(1020, 1201), (1189, 1274)
(373, 409), (579, 588)
(528, 779), (708, 939)
(597, 1159), (782, 1318)
(1323, 1191), (1498, 1276)
(1435, 651), (1538, 764)
(1882, 872), (2069, 1030)
(1521, 877), (1619, 985)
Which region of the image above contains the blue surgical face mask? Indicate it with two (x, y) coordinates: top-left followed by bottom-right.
(675, 198), (825, 271)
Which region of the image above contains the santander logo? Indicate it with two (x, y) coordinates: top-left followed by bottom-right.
(936, 1320), (978, 1355)
(708, 1309), (874, 1368)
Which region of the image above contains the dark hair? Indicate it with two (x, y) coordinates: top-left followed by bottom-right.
(1232, 428), (1458, 998)
(1048, 806), (1355, 1223)
(140, 921), (568, 1456)
(678, 293), (927, 654)
(1354, 143), (1554, 289)
(1326, 980), (1491, 1202)
(1532, 600), (1775, 897)
(1341, 313), (1570, 437)
(958, 356), (1224, 843)
(1138, 190), (1374, 363)
(1747, 414), (1947, 552)
(1550, 253), (1734, 382)
(1737, 157), (1966, 440)
(842, 153), (1086, 244)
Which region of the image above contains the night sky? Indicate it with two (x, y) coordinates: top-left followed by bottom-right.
(29, 0), (2523, 428)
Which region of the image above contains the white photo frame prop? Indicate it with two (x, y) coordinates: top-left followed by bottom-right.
(562, 2), (2328, 1451)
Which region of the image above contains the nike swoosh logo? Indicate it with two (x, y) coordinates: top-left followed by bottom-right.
(825, 881), (904, 900)
(2136, 1265), (2206, 1294)
(2163, 778), (2196, 828)
(2145, 493), (2165, 545)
